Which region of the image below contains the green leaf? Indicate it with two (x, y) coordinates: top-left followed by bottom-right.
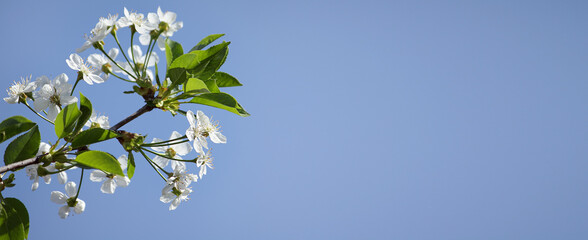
(165, 39), (184, 68)
(183, 78), (210, 94)
(0, 116), (36, 144)
(190, 34), (225, 52)
(127, 151), (135, 179)
(203, 79), (220, 93)
(190, 45), (228, 81)
(74, 151), (124, 176)
(188, 93), (250, 116)
(0, 199), (26, 240)
(3, 126), (40, 166)
(54, 103), (81, 138)
(73, 93), (93, 134)
(3, 198), (29, 239)
(166, 68), (188, 92)
(70, 128), (119, 149)
(170, 42), (230, 71)
(211, 72), (243, 87)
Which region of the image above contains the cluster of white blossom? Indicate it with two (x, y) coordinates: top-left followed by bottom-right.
(3, 6), (229, 217)
(149, 110), (226, 210)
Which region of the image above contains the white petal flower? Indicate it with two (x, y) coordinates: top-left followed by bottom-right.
(4, 76), (36, 104)
(114, 45), (159, 80)
(196, 150), (214, 179)
(98, 14), (118, 30)
(89, 155), (130, 194)
(88, 48), (119, 80)
(160, 164), (196, 210)
(33, 74), (78, 121)
(77, 22), (111, 53)
(138, 7), (183, 50)
(185, 110), (226, 154)
(150, 131), (192, 169)
(84, 110), (110, 129)
(66, 53), (105, 85)
(50, 182), (85, 219)
(117, 8), (146, 29)
(25, 142), (53, 191)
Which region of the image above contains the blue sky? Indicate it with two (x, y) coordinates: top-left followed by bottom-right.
(1, 0), (588, 239)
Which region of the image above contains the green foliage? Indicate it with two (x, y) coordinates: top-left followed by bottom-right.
(188, 93), (250, 116)
(127, 151), (135, 179)
(70, 128), (119, 149)
(54, 103), (81, 139)
(165, 39), (184, 68)
(3, 126), (40, 166)
(74, 151), (124, 176)
(190, 34), (225, 52)
(0, 117), (36, 144)
(0, 198), (29, 240)
(184, 78), (210, 94)
(73, 93), (93, 134)
(211, 72), (242, 88)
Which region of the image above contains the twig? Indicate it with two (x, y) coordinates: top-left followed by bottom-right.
(0, 103), (154, 174)
(110, 104), (154, 131)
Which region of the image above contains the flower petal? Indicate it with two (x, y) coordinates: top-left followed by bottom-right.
(74, 199), (85, 214)
(101, 179), (116, 194)
(90, 170), (107, 182)
(114, 176), (130, 188)
(65, 181), (77, 197)
(51, 191), (68, 204)
(210, 132), (227, 144)
(58, 205), (70, 219)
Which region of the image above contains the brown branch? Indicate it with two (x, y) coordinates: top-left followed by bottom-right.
(0, 104), (155, 174)
(0, 156), (41, 174)
(110, 104), (154, 131)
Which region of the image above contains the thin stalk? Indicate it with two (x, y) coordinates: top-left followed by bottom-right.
(113, 33), (135, 73)
(99, 48), (137, 80)
(74, 169), (84, 199)
(45, 165), (75, 174)
(140, 147), (196, 163)
(146, 139), (190, 148)
(23, 101), (53, 124)
(142, 135), (188, 147)
(139, 149), (168, 181)
(142, 38), (156, 78)
(109, 72), (135, 83)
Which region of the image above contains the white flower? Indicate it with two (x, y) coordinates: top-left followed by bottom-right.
(160, 164), (197, 210)
(150, 131), (192, 170)
(151, 7), (183, 38)
(33, 73), (78, 121)
(160, 185), (191, 211)
(117, 8), (145, 29)
(76, 22), (111, 53)
(50, 181), (86, 219)
(4, 76), (36, 104)
(26, 142), (52, 191)
(196, 150), (214, 179)
(84, 110), (110, 129)
(88, 48), (119, 80)
(139, 7), (183, 50)
(66, 53), (105, 85)
(115, 45), (159, 80)
(98, 14), (118, 30)
(89, 155), (130, 194)
(185, 110), (226, 154)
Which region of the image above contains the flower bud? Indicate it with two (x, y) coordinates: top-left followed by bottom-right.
(37, 166), (49, 176)
(159, 22), (169, 33)
(101, 63), (113, 75)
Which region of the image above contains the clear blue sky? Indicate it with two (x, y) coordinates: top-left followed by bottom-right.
(1, 0), (588, 239)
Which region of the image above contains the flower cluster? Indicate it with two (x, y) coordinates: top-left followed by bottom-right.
(2, 5), (241, 223)
(147, 110), (225, 210)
